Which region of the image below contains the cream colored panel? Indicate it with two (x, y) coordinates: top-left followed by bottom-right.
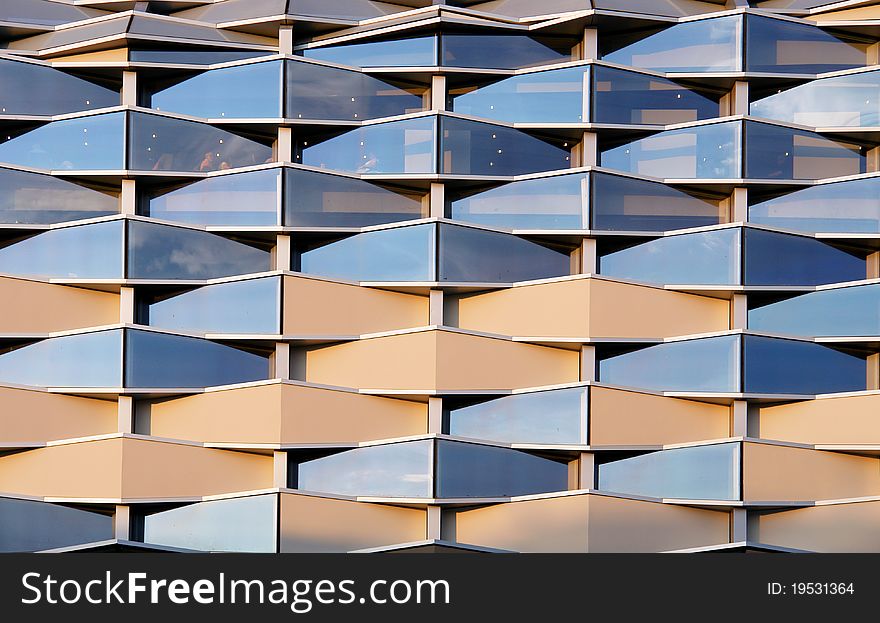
(0, 277), (118, 333)
(280, 493), (426, 552)
(757, 502), (880, 553)
(0, 387), (115, 443)
(759, 395), (880, 445)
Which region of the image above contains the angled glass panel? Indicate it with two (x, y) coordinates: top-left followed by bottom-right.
(601, 16), (741, 72)
(450, 173), (586, 229)
(442, 35), (574, 70)
(591, 172), (723, 231)
(592, 66), (720, 125)
(744, 228), (865, 286)
(743, 335), (866, 394)
(0, 112), (124, 170)
(749, 178), (880, 233)
(129, 49), (273, 65)
(448, 386), (588, 445)
(127, 220), (270, 280)
(285, 168), (425, 227)
(599, 228), (740, 285)
(744, 122), (864, 180)
(146, 277), (280, 334)
(0, 329), (122, 388)
(295, 440), (433, 498)
(0, 497), (113, 553)
(598, 335), (740, 393)
(0, 167), (116, 225)
(451, 66), (586, 123)
(298, 223), (435, 281)
(746, 14), (868, 74)
(435, 440), (568, 498)
(147, 169), (279, 226)
(0, 220), (123, 279)
(598, 443), (739, 500)
(751, 70), (880, 127)
(143, 494), (276, 553)
(0, 59), (117, 116)
(125, 329), (269, 388)
(0, 0), (102, 26)
(601, 121), (740, 179)
(749, 284), (880, 337)
(296, 117), (435, 174)
(439, 224), (571, 282)
(441, 117), (571, 176)
(301, 36), (438, 68)
(287, 60), (424, 121)
(129, 112), (273, 172)
(149, 60), (282, 119)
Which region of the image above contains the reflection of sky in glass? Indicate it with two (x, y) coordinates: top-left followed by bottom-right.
(0, 220), (123, 278)
(743, 336), (866, 394)
(297, 440), (433, 498)
(0, 58), (117, 116)
(0, 329), (122, 387)
(599, 335), (740, 393)
(300, 223), (434, 281)
(148, 277), (280, 334)
(442, 35), (572, 70)
(599, 442), (739, 500)
(750, 284), (880, 337)
(744, 228), (865, 286)
(0, 167), (117, 225)
(600, 228), (739, 285)
(744, 122), (864, 181)
(449, 387), (587, 444)
(0, 497), (113, 552)
(144, 494), (276, 552)
(302, 37), (438, 68)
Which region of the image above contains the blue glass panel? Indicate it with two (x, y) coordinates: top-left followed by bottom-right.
(296, 440), (433, 498)
(143, 494), (276, 553)
(441, 117), (571, 176)
(147, 169), (279, 226)
(601, 121), (740, 179)
(125, 329), (269, 388)
(150, 60), (282, 118)
(130, 49), (272, 65)
(0, 58), (117, 115)
(442, 35), (573, 70)
(439, 224), (571, 282)
(450, 173), (585, 229)
(302, 37), (437, 68)
(743, 335), (866, 394)
(452, 66), (586, 123)
(0, 497), (113, 552)
(435, 440), (568, 498)
(744, 228), (865, 286)
(0, 220), (123, 279)
(299, 223), (434, 281)
(297, 117), (435, 174)
(744, 122), (864, 180)
(599, 228), (740, 285)
(598, 443), (739, 500)
(749, 178), (880, 233)
(147, 277), (280, 334)
(127, 220), (270, 280)
(0, 329), (122, 387)
(0, 167), (116, 224)
(598, 335), (740, 393)
(0, 112), (124, 170)
(448, 387), (587, 444)
(749, 284), (880, 337)
(602, 16), (741, 72)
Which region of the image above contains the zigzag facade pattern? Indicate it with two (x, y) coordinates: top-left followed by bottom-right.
(3, 0), (880, 553)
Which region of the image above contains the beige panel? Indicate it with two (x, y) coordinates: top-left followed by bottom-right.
(149, 383), (425, 444)
(456, 279), (727, 338)
(50, 47), (130, 62)
(757, 502), (880, 553)
(809, 6), (880, 21)
(280, 493), (426, 552)
(0, 277), (118, 333)
(283, 276), (427, 336)
(759, 395), (880, 445)
(454, 494), (728, 552)
(0, 387), (116, 442)
(743, 442), (880, 502)
(304, 330), (578, 390)
(590, 387), (729, 446)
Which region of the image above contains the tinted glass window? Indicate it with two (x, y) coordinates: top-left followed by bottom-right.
(744, 228), (865, 286)
(442, 35), (573, 70)
(744, 122), (864, 180)
(448, 387), (587, 444)
(127, 220), (270, 280)
(0, 497), (113, 552)
(0, 59), (117, 116)
(125, 329), (269, 388)
(749, 284), (880, 337)
(302, 37), (437, 68)
(0, 167), (116, 225)
(598, 335), (740, 393)
(130, 49), (272, 64)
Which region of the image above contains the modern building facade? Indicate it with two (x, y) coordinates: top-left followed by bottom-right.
(2, 0), (880, 553)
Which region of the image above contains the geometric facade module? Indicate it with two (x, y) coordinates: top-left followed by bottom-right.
(4, 0), (880, 554)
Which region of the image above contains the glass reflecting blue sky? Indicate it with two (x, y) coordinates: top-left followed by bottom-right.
(0, 329), (122, 387)
(749, 285), (880, 337)
(302, 37), (437, 68)
(743, 336), (866, 394)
